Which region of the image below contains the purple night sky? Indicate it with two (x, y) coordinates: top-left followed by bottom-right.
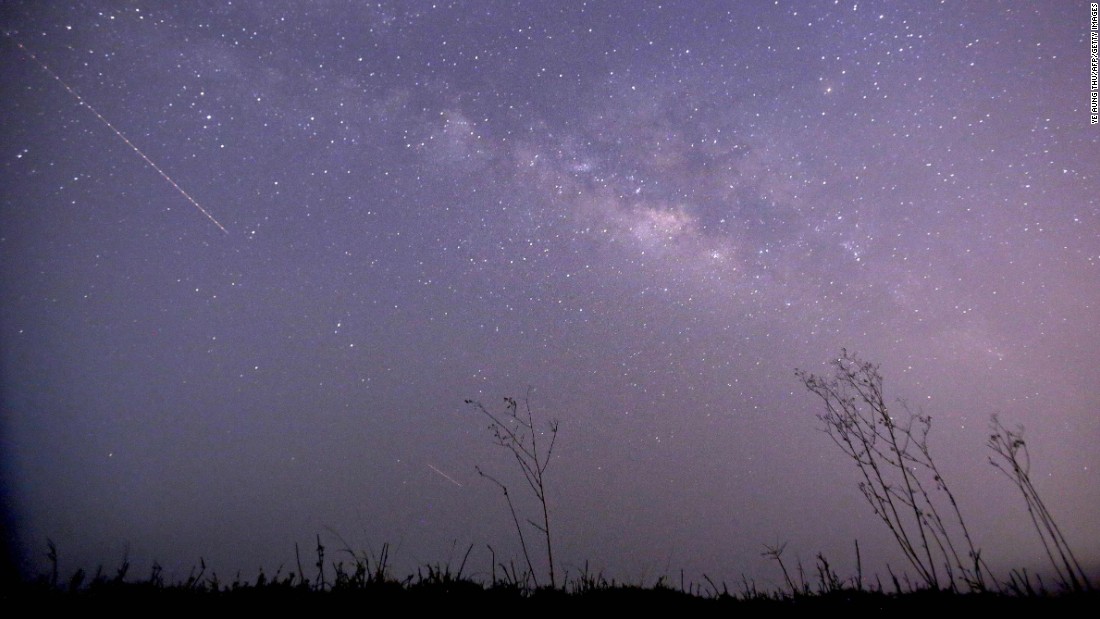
(2, 1), (1097, 587)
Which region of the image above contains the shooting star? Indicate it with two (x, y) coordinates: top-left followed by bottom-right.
(426, 463), (463, 487)
(9, 35), (228, 234)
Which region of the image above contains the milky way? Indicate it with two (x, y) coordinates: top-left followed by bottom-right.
(1, 2), (1097, 585)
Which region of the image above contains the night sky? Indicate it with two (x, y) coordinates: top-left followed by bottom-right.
(2, 1), (1097, 586)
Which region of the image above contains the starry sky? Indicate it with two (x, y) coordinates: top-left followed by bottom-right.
(2, 1), (1097, 586)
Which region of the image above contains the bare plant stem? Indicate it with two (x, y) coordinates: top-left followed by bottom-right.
(797, 350), (989, 591)
(477, 466), (539, 587)
(467, 388), (559, 588)
(988, 415), (1089, 592)
(762, 542), (797, 596)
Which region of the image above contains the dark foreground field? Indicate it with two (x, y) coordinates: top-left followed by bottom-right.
(8, 562), (1096, 612)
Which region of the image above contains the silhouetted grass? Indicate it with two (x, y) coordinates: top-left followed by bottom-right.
(7, 539), (1096, 612)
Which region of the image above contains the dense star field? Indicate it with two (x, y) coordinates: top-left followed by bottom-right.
(1, 1), (1097, 586)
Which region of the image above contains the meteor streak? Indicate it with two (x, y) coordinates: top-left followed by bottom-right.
(10, 35), (228, 234)
(426, 463), (463, 487)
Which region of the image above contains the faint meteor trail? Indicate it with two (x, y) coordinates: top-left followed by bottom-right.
(426, 463), (463, 487)
(9, 35), (228, 234)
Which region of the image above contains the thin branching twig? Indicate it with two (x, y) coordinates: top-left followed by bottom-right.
(988, 415), (1089, 592)
(796, 350), (989, 591)
(467, 387), (560, 588)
